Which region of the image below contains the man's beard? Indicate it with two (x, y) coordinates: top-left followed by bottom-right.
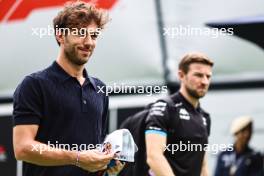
(64, 46), (90, 66)
(186, 86), (206, 99)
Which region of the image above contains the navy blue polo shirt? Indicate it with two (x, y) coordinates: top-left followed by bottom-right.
(214, 146), (264, 176)
(13, 61), (109, 176)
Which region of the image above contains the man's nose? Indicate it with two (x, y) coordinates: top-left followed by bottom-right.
(83, 34), (95, 47)
(201, 76), (210, 85)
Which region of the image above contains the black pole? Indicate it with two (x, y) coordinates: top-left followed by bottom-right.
(154, 0), (170, 84)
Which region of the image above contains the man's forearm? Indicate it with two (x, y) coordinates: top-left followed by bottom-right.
(15, 140), (76, 166)
(147, 154), (175, 176)
(201, 154), (210, 176)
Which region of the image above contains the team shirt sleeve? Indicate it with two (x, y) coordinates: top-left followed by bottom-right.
(145, 101), (170, 136)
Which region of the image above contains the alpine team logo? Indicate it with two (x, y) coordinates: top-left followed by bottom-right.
(179, 108), (190, 120)
(0, 145), (7, 162)
(0, 0), (118, 23)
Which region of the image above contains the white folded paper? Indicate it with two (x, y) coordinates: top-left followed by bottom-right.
(101, 129), (138, 162)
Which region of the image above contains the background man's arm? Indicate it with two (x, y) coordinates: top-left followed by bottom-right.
(201, 153), (210, 176)
(145, 133), (175, 176)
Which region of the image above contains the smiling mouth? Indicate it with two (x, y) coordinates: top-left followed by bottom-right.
(78, 48), (90, 52)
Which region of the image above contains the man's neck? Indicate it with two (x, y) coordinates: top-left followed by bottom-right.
(56, 52), (85, 85)
(179, 87), (199, 108)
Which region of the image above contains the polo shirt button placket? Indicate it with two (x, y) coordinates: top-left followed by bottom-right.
(81, 98), (88, 112)
(81, 86), (88, 112)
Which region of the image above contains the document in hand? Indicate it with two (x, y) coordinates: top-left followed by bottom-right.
(101, 129), (138, 162)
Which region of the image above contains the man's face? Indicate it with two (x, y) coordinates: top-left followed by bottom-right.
(61, 21), (99, 66)
(235, 125), (252, 147)
(179, 63), (212, 99)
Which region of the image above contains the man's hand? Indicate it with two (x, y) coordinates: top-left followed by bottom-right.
(107, 160), (125, 175)
(78, 150), (115, 172)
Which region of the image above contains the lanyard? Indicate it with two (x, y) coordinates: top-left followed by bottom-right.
(229, 153), (247, 176)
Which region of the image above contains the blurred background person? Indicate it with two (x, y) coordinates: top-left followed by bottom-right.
(214, 116), (264, 176)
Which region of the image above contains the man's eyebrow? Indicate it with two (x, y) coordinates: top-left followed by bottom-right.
(87, 30), (99, 34)
(193, 72), (212, 76)
(193, 72), (203, 75)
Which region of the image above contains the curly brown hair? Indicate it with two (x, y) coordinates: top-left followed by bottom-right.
(53, 0), (110, 45)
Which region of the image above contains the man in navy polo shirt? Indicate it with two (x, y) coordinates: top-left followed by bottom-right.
(12, 1), (123, 176)
(145, 52), (214, 176)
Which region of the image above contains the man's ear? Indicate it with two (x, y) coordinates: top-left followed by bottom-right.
(178, 70), (185, 81)
(55, 33), (64, 45)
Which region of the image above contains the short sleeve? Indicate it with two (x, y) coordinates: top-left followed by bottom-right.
(145, 101), (170, 136)
(13, 76), (43, 126)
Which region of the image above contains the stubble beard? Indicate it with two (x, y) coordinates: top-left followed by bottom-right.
(64, 45), (90, 66)
(185, 85), (206, 100)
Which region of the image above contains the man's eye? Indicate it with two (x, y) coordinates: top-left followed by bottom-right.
(90, 33), (98, 39)
(78, 31), (86, 37)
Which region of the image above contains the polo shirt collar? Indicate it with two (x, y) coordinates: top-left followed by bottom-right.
(51, 61), (97, 90)
(175, 92), (201, 111)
